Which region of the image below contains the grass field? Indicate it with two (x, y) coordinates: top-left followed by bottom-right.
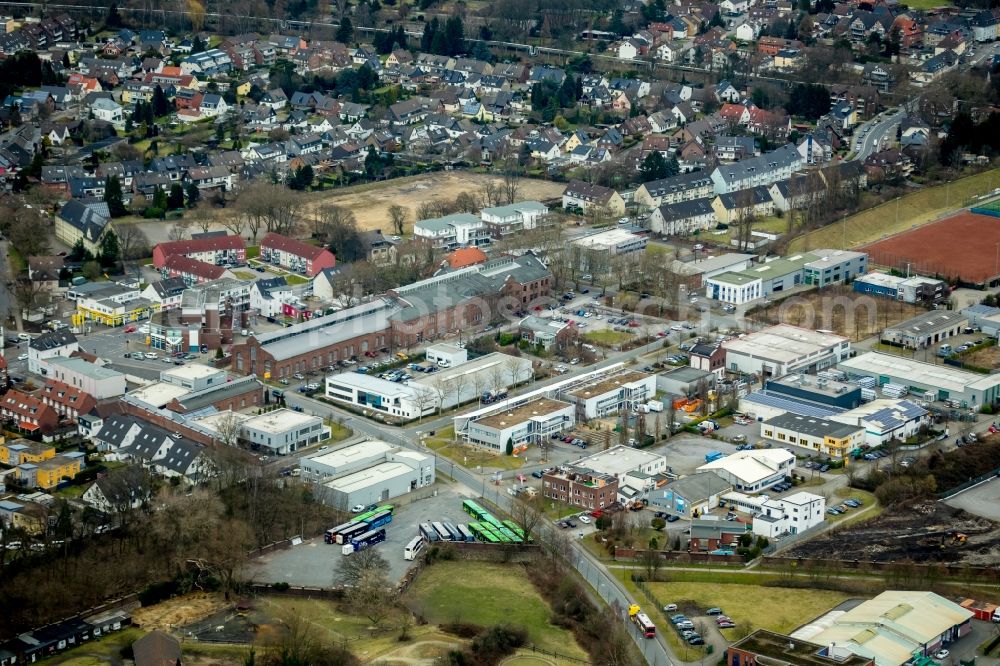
(583, 329), (634, 348)
(789, 168), (1000, 253)
(424, 426), (525, 471)
(405, 561), (589, 660)
(645, 580), (852, 636)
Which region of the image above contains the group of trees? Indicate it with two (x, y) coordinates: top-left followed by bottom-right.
(420, 16), (466, 57)
(231, 182), (305, 241)
(784, 83), (831, 122)
(638, 151), (680, 182)
(373, 25), (408, 54)
(530, 76), (583, 121)
(939, 112), (1000, 165)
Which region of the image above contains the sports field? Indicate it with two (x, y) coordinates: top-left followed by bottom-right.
(861, 211), (1000, 283)
(789, 168), (1000, 253)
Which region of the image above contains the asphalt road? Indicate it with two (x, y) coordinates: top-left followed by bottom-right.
(854, 108), (904, 161)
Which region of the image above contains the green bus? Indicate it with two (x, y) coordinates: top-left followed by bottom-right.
(502, 520), (531, 542)
(462, 499), (489, 521)
(468, 521), (500, 544)
(353, 504), (395, 523)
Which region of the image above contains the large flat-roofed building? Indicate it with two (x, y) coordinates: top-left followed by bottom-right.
(881, 310), (966, 350)
(670, 253), (755, 287)
(761, 412), (865, 459)
(570, 228), (648, 262)
(729, 630), (874, 666)
(233, 299), (395, 379)
(303, 440), (434, 508)
(854, 272), (946, 304)
(803, 249), (868, 287)
(697, 448), (795, 493)
(839, 351), (1000, 409)
(465, 398), (575, 452)
(722, 325), (851, 378)
(791, 591), (974, 666)
(241, 409), (329, 455)
(706, 253), (817, 305)
(159, 364), (227, 392)
(325, 352), (534, 421)
(45, 357), (126, 400)
(572, 445), (669, 478)
(566, 370), (657, 419)
(765, 374), (862, 410)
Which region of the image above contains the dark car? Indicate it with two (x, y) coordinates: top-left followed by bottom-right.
(565, 520), (578, 528)
(532, 471), (544, 479)
(666, 514), (680, 523)
(687, 636), (705, 645)
(819, 464), (830, 472)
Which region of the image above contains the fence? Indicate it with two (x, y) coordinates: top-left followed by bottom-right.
(521, 644), (590, 663)
(248, 583), (344, 600)
(937, 467), (1000, 500)
(759, 556), (1000, 584)
(614, 548), (744, 565)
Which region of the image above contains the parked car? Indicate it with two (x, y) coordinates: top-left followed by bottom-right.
(663, 604), (678, 612)
(706, 607), (724, 616)
(532, 471), (544, 479)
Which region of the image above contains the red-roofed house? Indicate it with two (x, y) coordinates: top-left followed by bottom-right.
(161, 255), (234, 285)
(152, 235), (246, 269)
(719, 103), (751, 127)
(259, 233), (336, 277)
(39, 379), (97, 422)
(0, 390), (60, 434)
(441, 247), (489, 270)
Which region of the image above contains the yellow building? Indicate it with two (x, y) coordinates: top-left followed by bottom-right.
(0, 438), (53, 466)
(76, 294), (154, 327)
(17, 453), (84, 489)
(235, 80), (252, 97)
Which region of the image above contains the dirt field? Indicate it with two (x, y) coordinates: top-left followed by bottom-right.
(785, 500), (1000, 566)
(749, 286), (927, 340)
(861, 211), (1000, 283)
(961, 344), (1000, 370)
(131, 592), (229, 631)
(789, 168), (1000, 253)
(303, 172), (566, 233)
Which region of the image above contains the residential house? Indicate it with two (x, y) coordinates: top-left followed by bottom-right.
(259, 232), (337, 277)
(561, 180), (626, 215)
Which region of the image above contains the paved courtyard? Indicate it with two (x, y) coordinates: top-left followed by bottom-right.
(944, 476), (1000, 521)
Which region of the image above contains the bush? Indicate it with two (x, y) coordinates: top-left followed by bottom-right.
(143, 207), (164, 219)
(498, 332), (517, 346)
(650, 517), (666, 530)
(272, 581), (290, 591)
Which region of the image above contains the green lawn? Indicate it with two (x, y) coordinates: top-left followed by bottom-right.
(285, 274), (310, 285)
(583, 329), (634, 348)
(644, 579), (852, 638)
(900, 0), (950, 8)
(328, 420), (352, 441)
(247, 246), (260, 259)
(405, 561), (589, 660)
(790, 168), (1000, 252)
(425, 426), (525, 471)
(37, 627), (143, 665)
(233, 270), (258, 280)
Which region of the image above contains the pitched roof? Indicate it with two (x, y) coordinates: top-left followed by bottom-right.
(260, 232), (330, 262)
(57, 199), (110, 243)
(443, 247), (488, 269)
(29, 329), (78, 352)
(163, 255), (228, 280)
(154, 234), (245, 258)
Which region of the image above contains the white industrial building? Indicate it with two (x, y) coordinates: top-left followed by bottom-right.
(760, 413), (864, 459)
(752, 491), (825, 538)
(830, 399), (931, 446)
(160, 364), (227, 392)
(722, 325), (851, 378)
(464, 397), (575, 452)
(425, 343), (468, 368)
(839, 351), (1000, 409)
(302, 440), (435, 508)
(241, 409), (329, 455)
(45, 357), (127, 400)
(325, 353), (533, 420)
(566, 370), (657, 419)
(573, 445), (669, 479)
(570, 228), (648, 263)
(697, 448), (795, 493)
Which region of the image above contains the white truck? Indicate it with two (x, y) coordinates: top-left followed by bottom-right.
(646, 400), (663, 413)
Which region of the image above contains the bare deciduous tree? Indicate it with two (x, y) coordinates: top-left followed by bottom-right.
(167, 219), (191, 241)
(114, 222), (150, 261)
(387, 204), (409, 237)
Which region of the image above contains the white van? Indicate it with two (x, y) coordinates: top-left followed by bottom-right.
(937, 344), (953, 357)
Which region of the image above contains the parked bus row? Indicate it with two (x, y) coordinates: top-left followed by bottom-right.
(324, 505), (395, 545)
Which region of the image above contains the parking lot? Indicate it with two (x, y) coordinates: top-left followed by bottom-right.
(649, 435), (742, 476)
(249, 482), (476, 586)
